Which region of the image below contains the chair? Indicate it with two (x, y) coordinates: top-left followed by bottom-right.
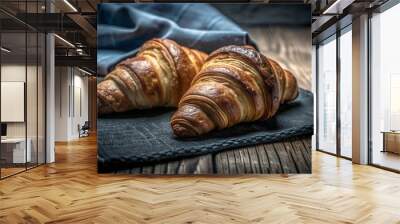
(79, 121), (90, 138)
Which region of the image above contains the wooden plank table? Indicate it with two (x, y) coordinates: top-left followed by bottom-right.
(114, 135), (311, 175)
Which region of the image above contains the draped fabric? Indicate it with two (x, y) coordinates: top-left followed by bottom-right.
(97, 3), (255, 76)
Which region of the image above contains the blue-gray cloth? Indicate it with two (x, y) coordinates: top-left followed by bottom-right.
(212, 4), (311, 26)
(97, 3), (254, 76)
(98, 89), (314, 173)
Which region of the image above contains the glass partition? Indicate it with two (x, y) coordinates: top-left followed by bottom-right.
(0, 1), (46, 179)
(27, 30), (38, 169)
(37, 32), (45, 165)
(1, 31), (28, 177)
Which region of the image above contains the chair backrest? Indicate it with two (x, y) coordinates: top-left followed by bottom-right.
(82, 121), (90, 129)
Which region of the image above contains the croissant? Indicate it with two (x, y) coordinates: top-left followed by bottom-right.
(97, 39), (208, 115)
(171, 45), (299, 137)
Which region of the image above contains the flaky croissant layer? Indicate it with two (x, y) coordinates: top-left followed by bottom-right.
(97, 39), (208, 115)
(171, 45), (298, 137)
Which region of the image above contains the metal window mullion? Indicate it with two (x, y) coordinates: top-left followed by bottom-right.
(336, 28), (341, 157)
(73, 68), (75, 118)
(44, 0), (48, 164)
(25, 0), (28, 171)
(60, 68), (62, 117)
(69, 68), (71, 118)
(0, 20), (2, 179)
(44, 31), (47, 164)
(316, 44), (320, 150)
(36, 0), (39, 168)
(367, 11), (373, 165)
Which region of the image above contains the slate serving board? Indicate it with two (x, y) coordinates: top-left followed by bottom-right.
(98, 89), (313, 173)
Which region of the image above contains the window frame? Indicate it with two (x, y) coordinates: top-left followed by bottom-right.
(315, 24), (353, 161)
(367, 0), (400, 173)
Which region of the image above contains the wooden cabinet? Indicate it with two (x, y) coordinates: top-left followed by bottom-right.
(0, 138), (32, 164)
(382, 132), (400, 154)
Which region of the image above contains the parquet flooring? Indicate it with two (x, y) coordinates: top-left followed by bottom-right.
(1, 135), (400, 223)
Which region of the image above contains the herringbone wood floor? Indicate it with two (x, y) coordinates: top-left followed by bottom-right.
(1, 135), (400, 223)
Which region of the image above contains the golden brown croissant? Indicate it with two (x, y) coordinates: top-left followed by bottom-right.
(171, 45), (299, 137)
(97, 39), (208, 115)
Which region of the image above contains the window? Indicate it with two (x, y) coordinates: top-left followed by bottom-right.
(339, 27), (352, 158)
(317, 35), (337, 154)
(316, 24), (353, 159)
(370, 2), (400, 171)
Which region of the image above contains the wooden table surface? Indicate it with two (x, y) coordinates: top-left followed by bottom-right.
(114, 136), (311, 175)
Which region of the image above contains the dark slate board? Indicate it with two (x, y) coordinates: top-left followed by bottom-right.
(97, 89), (313, 173)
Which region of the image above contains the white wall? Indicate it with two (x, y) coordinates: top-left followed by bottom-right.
(54, 67), (89, 141)
(72, 73), (89, 138)
(1, 82), (25, 122)
(1, 65), (26, 139)
(55, 66), (69, 141)
(1, 65), (37, 138)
